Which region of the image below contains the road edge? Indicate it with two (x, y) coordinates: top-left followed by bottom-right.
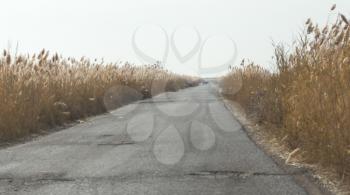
(222, 98), (333, 195)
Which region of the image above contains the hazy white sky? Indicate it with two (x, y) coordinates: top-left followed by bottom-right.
(1, 0), (350, 75)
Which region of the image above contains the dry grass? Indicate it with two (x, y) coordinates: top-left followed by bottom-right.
(0, 49), (198, 141)
(221, 8), (350, 186)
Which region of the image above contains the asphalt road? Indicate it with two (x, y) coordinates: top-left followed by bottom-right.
(0, 82), (309, 195)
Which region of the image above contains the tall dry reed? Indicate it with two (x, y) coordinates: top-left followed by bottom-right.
(0, 50), (198, 140)
(221, 8), (350, 182)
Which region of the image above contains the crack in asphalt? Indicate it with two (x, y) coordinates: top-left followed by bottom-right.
(28, 140), (136, 147)
(97, 141), (135, 146)
(138, 99), (223, 104)
(187, 170), (307, 177)
(0, 170), (307, 184)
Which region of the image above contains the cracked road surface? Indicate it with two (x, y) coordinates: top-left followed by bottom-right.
(0, 82), (309, 194)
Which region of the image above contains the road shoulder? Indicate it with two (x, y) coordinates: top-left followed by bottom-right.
(222, 99), (334, 195)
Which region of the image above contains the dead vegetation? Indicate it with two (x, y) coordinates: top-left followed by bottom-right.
(221, 6), (350, 189)
(0, 50), (198, 140)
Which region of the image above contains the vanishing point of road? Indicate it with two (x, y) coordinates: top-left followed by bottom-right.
(0, 82), (313, 194)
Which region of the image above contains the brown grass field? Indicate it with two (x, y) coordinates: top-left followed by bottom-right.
(0, 50), (198, 141)
(221, 7), (350, 186)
